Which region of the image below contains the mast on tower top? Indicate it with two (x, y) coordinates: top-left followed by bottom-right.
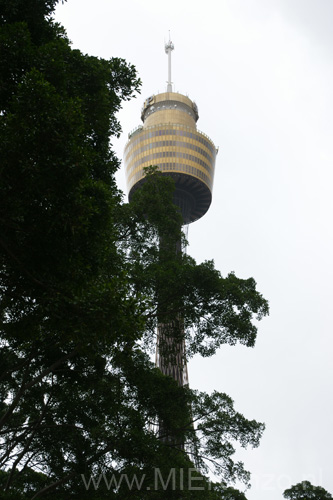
(165, 34), (174, 92)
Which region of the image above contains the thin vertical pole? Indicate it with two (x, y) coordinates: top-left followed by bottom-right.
(165, 36), (174, 92)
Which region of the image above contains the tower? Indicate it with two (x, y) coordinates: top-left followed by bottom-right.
(124, 40), (217, 389)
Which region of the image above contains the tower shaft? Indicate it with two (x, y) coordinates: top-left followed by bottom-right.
(155, 236), (188, 388)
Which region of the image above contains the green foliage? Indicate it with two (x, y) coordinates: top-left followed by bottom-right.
(120, 169), (268, 356)
(189, 390), (264, 483)
(284, 481), (332, 500)
(210, 484), (249, 500)
(0, 1), (268, 498)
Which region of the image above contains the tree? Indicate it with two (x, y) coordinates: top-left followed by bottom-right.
(0, 1), (269, 498)
(284, 481), (332, 500)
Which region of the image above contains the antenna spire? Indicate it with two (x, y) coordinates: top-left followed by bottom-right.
(165, 33), (174, 92)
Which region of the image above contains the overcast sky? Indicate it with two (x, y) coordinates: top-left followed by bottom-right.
(55, 1), (333, 498)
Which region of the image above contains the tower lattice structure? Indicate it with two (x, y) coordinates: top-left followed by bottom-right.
(124, 40), (217, 389)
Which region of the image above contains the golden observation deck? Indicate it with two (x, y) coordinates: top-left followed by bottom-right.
(124, 91), (217, 224)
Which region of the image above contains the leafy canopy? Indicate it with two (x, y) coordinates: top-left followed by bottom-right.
(284, 481), (332, 500)
(0, 1), (269, 498)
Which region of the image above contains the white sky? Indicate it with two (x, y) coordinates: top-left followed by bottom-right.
(55, 1), (333, 498)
